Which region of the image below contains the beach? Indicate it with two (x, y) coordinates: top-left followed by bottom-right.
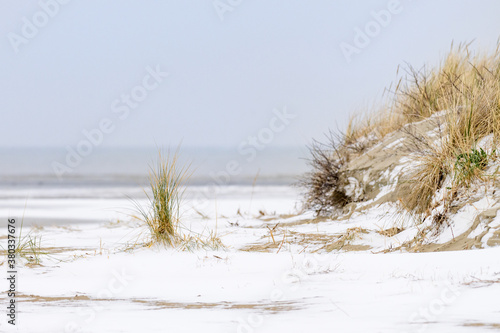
(1, 181), (499, 332)
(3, 2), (500, 331)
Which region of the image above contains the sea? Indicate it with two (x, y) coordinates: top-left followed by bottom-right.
(0, 146), (310, 199)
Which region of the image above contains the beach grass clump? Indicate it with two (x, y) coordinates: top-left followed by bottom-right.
(302, 42), (500, 218)
(395, 44), (500, 213)
(396, 148), (449, 214)
(17, 234), (43, 265)
(135, 150), (190, 246)
(1, 225), (44, 266)
(134, 149), (224, 250)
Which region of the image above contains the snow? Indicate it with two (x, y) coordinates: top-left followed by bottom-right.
(1, 186), (499, 332)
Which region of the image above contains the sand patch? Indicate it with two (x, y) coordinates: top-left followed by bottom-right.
(10, 293), (300, 314)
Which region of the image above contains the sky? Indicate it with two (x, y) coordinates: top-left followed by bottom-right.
(1, 0), (500, 149)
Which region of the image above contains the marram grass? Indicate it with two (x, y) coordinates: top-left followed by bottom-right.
(134, 149), (224, 250)
(302, 42), (500, 218)
(135, 149), (190, 246)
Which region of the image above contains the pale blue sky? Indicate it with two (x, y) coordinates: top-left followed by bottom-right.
(1, 0), (500, 148)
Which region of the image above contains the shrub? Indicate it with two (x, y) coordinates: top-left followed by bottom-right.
(299, 135), (350, 216)
(454, 147), (490, 185)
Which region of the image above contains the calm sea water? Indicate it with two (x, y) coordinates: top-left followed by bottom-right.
(0, 146), (310, 188)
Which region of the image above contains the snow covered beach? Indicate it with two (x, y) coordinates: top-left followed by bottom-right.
(4, 1), (500, 332)
(1, 185), (499, 333)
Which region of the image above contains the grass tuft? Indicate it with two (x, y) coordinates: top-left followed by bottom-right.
(133, 148), (224, 250)
(1, 227), (45, 266)
(133, 149), (190, 246)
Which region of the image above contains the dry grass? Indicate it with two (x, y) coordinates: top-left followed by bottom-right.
(377, 227), (403, 237)
(302, 42), (500, 219)
(394, 43), (500, 214)
(344, 106), (403, 150)
(344, 42), (500, 148)
(321, 227), (370, 252)
(397, 148), (449, 214)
